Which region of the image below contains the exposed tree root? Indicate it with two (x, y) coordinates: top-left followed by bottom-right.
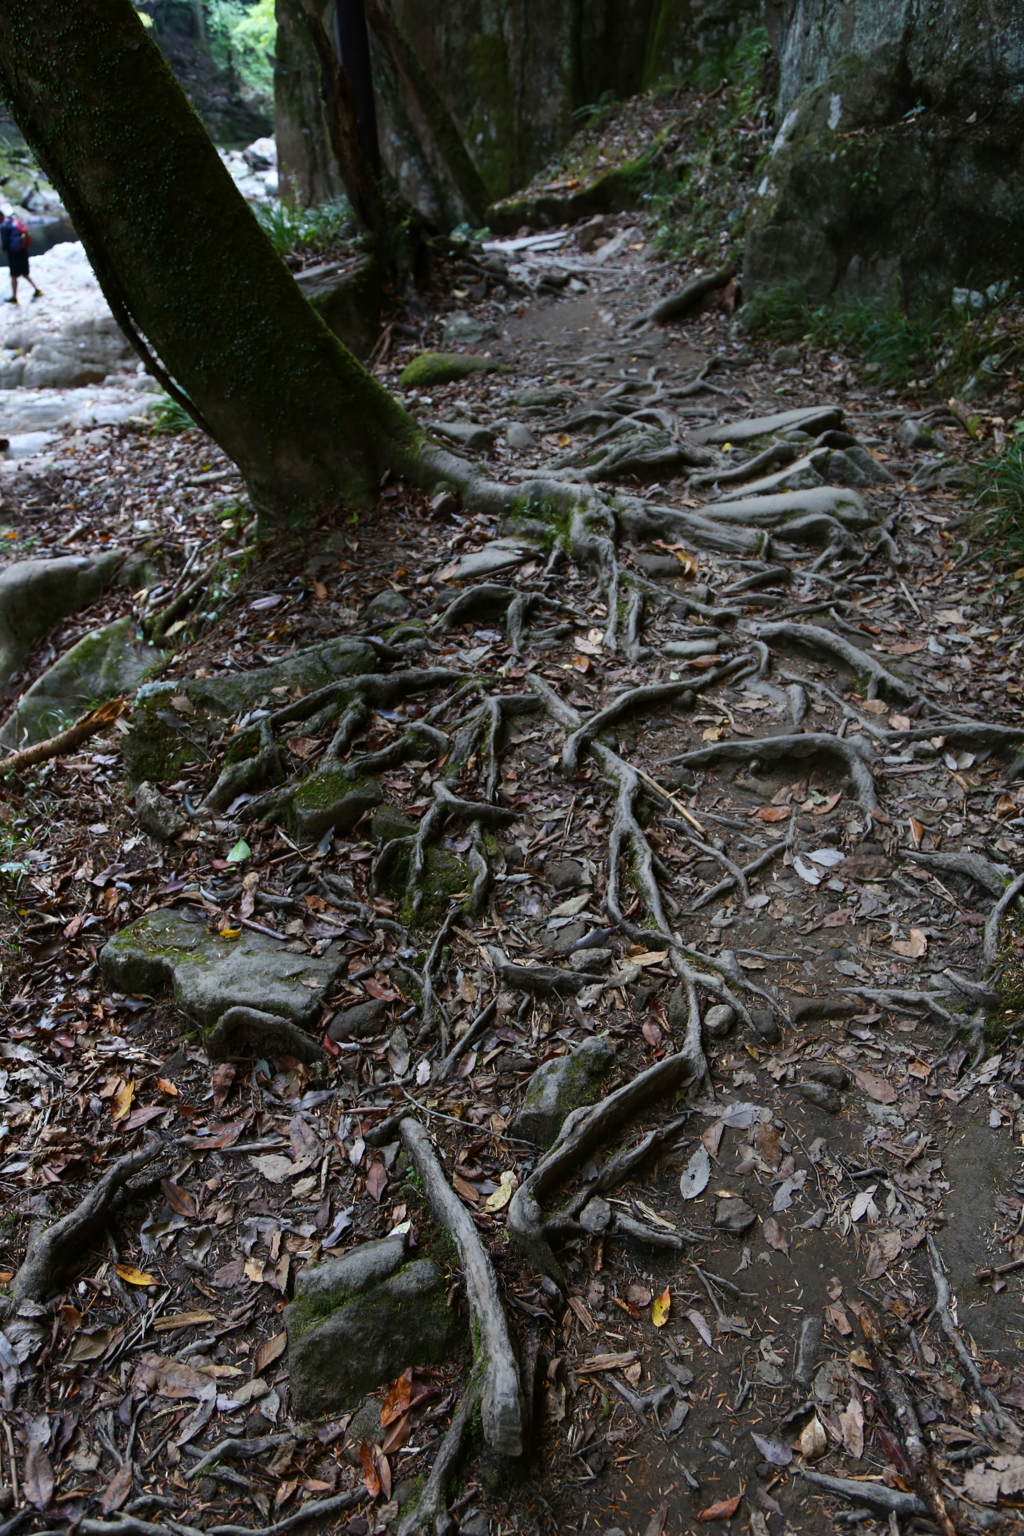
(903, 849), (1009, 897)
(507, 1048), (701, 1283)
(5, 1134), (165, 1316)
(926, 1235), (1017, 1431)
(435, 998), (499, 1081)
(983, 868), (1024, 969)
(204, 1007), (322, 1063)
(796, 1467), (926, 1518)
(747, 620), (923, 706)
(399, 1118), (524, 1456)
(629, 263), (735, 329)
(666, 732), (883, 821)
(397, 1367), (483, 1536)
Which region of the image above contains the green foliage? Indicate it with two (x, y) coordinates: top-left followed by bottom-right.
(149, 393), (198, 435)
(139, 0), (274, 105)
(573, 89), (618, 126)
(647, 28), (774, 265)
(979, 423), (1024, 563)
(254, 198), (356, 256)
(740, 278), (999, 389)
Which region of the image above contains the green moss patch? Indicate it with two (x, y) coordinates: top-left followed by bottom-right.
(399, 353), (502, 388)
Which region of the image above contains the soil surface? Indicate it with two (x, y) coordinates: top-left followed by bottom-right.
(1, 217), (1024, 1536)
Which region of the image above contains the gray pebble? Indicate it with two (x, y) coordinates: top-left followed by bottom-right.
(796, 1081), (841, 1113)
(704, 1003), (736, 1037)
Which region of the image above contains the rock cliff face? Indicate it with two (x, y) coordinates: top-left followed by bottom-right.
(276, 0), (759, 218)
(743, 0), (1024, 309)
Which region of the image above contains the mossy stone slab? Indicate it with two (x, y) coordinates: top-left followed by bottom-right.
(99, 908), (347, 1030)
(287, 1259), (460, 1419)
(123, 636), (377, 785)
(290, 769), (383, 841)
(398, 352), (501, 388)
(0, 617), (164, 749)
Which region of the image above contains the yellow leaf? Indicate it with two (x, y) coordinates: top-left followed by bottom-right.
(115, 1264), (156, 1287)
(484, 1169), (519, 1212)
(558, 434), (571, 447)
(112, 1080), (135, 1122)
(651, 1286), (671, 1327)
(701, 726), (723, 742)
(219, 926), (241, 939)
(244, 1256), (266, 1285)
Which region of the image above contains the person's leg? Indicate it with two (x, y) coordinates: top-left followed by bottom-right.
(7, 274), (17, 302)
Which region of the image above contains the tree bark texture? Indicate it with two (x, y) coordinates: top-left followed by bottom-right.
(0, 0), (418, 522)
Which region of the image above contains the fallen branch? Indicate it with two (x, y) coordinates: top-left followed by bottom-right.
(926, 1234), (1014, 1428)
(857, 1302), (959, 1536)
(629, 264), (735, 329)
(6, 1133), (164, 1314)
(399, 1117), (524, 1456)
(435, 997), (498, 1081)
(207, 1488), (362, 1536)
(0, 696), (129, 776)
(795, 1467), (926, 1517)
(184, 1435), (292, 1479)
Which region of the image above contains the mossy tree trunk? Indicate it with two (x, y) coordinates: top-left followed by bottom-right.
(0, 0), (421, 523)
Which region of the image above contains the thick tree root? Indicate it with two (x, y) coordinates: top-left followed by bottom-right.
(666, 732), (882, 820)
(629, 263), (735, 328)
(396, 1367), (483, 1536)
(904, 849), (1008, 897)
(747, 620), (923, 706)
(795, 1467), (926, 1518)
(6, 1134), (164, 1315)
(507, 1048), (701, 1283)
(204, 1007), (322, 1064)
(399, 1118), (524, 1457)
(983, 868), (1024, 969)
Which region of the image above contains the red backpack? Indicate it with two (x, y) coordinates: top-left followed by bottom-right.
(9, 219), (30, 252)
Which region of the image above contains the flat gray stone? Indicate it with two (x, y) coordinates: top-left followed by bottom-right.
(361, 589), (411, 623)
(133, 781), (187, 842)
(714, 1197), (758, 1234)
(444, 542), (530, 581)
(441, 312), (496, 347)
(100, 908), (347, 1031)
(295, 1234), (408, 1307)
(796, 1081), (841, 1113)
(287, 1259), (459, 1419)
(0, 617), (164, 748)
(205, 1006), (323, 1064)
(0, 551), (124, 686)
(513, 1035), (615, 1148)
(696, 485), (872, 529)
(568, 947), (612, 972)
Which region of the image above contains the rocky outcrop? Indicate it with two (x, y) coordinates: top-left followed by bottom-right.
(744, 0), (1024, 308)
(0, 617), (164, 749)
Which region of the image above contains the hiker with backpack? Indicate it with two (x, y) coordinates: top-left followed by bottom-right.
(0, 210), (42, 303)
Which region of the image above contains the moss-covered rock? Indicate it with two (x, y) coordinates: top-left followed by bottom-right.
(287, 1258), (460, 1420)
(123, 635), (377, 785)
(399, 353), (502, 388)
(99, 908), (348, 1031)
(0, 617), (165, 750)
(290, 769), (383, 841)
(513, 1035), (615, 1147)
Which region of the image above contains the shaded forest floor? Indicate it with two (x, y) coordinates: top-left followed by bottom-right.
(2, 209), (1024, 1536)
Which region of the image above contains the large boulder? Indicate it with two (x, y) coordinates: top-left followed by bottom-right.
(744, 0), (1024, 308)
(0, 551), (124, 687)
(0, 618), (164, 749)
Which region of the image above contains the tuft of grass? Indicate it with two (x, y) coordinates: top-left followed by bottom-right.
(740, 277), (1002, 389)
(149, 394), (198, 436)
(254, 197), (355, 257)
(979, 423), (1024, 563)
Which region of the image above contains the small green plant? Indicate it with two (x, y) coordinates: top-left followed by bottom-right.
(740, 278), (993, 388)
(573, 88), (617, 125)
(150, 393), (198, 435)
(979, 423), (1024, 563)
(254, 197), (355, 256)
